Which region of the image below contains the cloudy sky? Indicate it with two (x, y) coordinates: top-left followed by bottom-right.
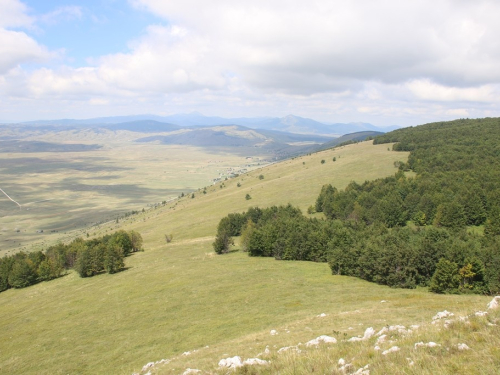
(1, 0), (500, 126)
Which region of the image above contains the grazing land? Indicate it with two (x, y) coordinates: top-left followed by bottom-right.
(1, 139), (496, 375)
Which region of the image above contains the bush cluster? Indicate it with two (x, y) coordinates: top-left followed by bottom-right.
(214, 206), (500, 294)
(214, 118), (500, 295)
(0, 230), (143, 292)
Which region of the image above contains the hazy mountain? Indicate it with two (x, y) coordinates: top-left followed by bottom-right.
(315, 131), (384, 151)
(135, 125), (333, 157)
(103, 120), (179, 133)
(14, 113), (400, 136)
(326, 122), (400, 134)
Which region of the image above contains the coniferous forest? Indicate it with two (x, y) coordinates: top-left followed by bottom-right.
(214, 118), (500, 295)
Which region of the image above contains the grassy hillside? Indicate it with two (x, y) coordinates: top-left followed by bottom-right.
(0, 141), (494, 374)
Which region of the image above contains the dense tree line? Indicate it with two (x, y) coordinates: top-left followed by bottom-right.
(214, 206), (500, 294)
(214, 118), (500, 295)
(0, 230), (142, 292)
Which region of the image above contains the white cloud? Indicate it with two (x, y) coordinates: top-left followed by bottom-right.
(0, 0), (53, 74)
(0, 0), (33, 28)
(39, 6), (83, 25)
(3, 0), (500, 124)
(407, 79), (496, 102)
(89, 98), (109, 106)
(131, 0), (500, 92)
(11, 24), (227, 99)
(0, 29), (51, 74)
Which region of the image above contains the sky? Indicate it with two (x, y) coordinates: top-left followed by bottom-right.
(1, 0), (500, 126)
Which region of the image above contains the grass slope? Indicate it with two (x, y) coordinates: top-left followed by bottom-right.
(0, 141), (493, 374)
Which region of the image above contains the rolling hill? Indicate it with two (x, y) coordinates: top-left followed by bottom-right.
(0, 134), (495, 374)
(10, 113), (400, 136)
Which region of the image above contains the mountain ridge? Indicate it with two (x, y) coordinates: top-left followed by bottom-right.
(11, 113), (400, 136)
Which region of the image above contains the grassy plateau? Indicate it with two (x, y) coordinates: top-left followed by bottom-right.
(0, 141), (497, 374)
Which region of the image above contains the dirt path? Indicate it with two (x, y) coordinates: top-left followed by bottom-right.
(0, 187), (22, 209)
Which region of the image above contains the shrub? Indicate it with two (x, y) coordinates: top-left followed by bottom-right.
(429, 259), (459, 293)
(8, 257), (37, 288)
(213, 230), (234, 254)
(104, 245), (125, 274)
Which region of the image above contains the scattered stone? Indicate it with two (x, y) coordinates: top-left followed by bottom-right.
(354, 364), (370, 374)
(278, 346), (301, 354)
(218, 356), (243, 369)
(182, 351), (192, 356)
(382, 346), (400, 355)
(414, 341), (440, 349)
(374, 345), (380, 351)
(338, 358), (346, 366)
(380, 300), (387, 303)
(406, 358), (415, 367)
(348, 327), (375, 342)
(142, 362), (155, 372)
(457, 343), (470, 351)
(305, 335), (337, 347)
(182, 369), (201, 375)
(243, 358), (269, 366)
(487, 296), (500, 309)
(257, 345), (271, 357)
(475, 311), (488, 317)
(317, 313), (327, 317)
(376, 325), (408, 336)
(375, 335), (387, 345)
(270, 329), (278, 335)
(432, 310), (454, 320)
(339, 362), (354, 373)
(218, 356), (270, 368)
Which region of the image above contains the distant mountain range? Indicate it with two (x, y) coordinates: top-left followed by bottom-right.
(16, 113), (401, 136)
(0, 113), (399, 161)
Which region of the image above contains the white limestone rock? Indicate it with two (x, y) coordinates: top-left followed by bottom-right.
(305, 335), (337, 347)
(487, 296), (500, 309)
(218, 356), (243, 369)
(382, 346), (400, 355)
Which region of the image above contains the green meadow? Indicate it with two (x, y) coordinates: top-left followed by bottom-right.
(0, 141), (495, 374)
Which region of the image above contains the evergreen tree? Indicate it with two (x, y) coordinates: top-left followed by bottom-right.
(213, 229), (234, 254)
(484, 206), (500, 237)
(429, 258), (459, 294)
